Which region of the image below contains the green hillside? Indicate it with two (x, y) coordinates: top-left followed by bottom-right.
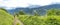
(17, 9), (60, 25)
(0, 9), (14, 25)
(17, 15), (60, 25)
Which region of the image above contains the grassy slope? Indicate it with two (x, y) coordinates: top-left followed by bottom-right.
(18, 15), (60, 25)
(0, 10), (14, 25)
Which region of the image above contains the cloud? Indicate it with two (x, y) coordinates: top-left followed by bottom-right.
(0, 0), (60, 10)
(5, 7), (16, 10)
(0, 0), (29, 7)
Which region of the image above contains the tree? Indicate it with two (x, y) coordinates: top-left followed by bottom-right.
(47, 9), (56, 16)
(19, 10), (25, 15)
(55, 10), (60, 16)
(47, 9), (60, 16)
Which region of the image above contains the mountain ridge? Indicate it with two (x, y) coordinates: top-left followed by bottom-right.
(7, 4), (60, 15)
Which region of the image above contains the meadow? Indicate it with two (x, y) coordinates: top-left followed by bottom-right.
(16, 9), (60, 25)
(0, 9), (14, 25)
(17, 15), (60, 25)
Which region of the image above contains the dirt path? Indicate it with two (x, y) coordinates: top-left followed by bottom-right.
(13, 16), (24, 25)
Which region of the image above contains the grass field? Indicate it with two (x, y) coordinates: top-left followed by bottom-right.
(17, 9), (60, 25)
(0, 10), (14, 25)
(17, 15), (60, 25)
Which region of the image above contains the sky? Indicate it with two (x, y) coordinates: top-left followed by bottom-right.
(0, 0), (60, 9)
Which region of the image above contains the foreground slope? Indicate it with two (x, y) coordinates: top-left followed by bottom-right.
(17, 9), (60, 25)
(0, 9), (14, 25)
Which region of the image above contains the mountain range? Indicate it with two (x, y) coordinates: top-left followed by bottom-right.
(7, 4), (60, 15)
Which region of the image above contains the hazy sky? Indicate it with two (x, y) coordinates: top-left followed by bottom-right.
(0, 0), (60, 9)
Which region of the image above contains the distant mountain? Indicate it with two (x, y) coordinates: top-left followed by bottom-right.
(7, 4), (60, 15)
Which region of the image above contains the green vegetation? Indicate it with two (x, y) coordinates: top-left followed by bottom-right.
(17, 15), (60, 25)
(47, 9), (60, 16)
(0, 8), (8, 12)
(19, 10), (25, 15)
(17, 9), (60, 25)
(0, 9), (14, 25)
(0, 8), (60, 25)
(16, 23), (20, 25)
